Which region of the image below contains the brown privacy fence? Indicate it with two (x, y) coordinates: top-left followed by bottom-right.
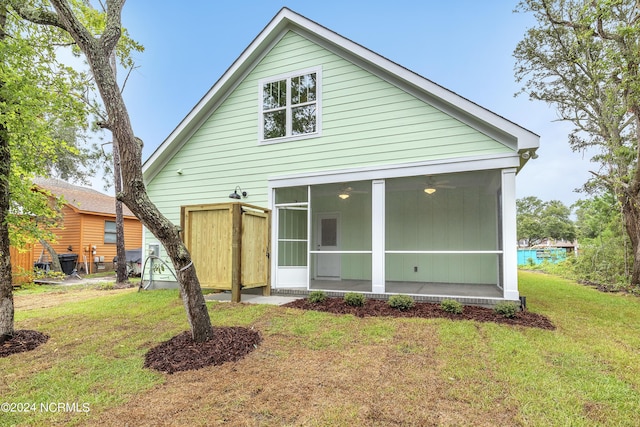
(181, 202), (271, 302)
(10, 244), (35, 285)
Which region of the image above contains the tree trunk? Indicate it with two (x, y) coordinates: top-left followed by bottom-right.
(0, 5), (14, 343)
(112, 134), (128, 284)
(47, 0), (213, 341)
(0, 120), (14, 343)
(621, 193), (640, 286)
(109, 53), (128, 285)
(39, 239), (62, 272)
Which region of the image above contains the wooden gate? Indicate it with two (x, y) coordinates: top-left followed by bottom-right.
(181, 202), (270, 302)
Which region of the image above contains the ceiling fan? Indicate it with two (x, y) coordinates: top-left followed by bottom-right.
(423, 176), (455, 195)
(337, 184), (367, 200)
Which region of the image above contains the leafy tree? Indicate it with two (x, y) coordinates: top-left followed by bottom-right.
(517, 196), (546, 246)
(0, 0), (138, 342)
(517, 196), (575, 246)
(514, 0), (640, 286)
(573, 191), (620, 239)
(1, 0), (90, 342)
(11, 0), (215, 342)
(543, 200), (577, 242)
(572, 192), (631, 285)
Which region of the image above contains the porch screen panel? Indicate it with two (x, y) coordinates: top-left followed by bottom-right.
(310, 181), (371, 282)
(385, 171), (501, 285)
(277, 207), (307, 267)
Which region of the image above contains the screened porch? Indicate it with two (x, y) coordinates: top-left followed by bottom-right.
(273, 169), (507, 300)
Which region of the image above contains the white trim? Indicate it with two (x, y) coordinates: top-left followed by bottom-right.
(268, 153), (520, 189)
(372, 179), (385, 294)
(275, 267), (307, 287)
(310, 251), (371, 254)
(258, 66), (323, 144)
(501, 168), (519, 300)
(386, 250), (502, 254)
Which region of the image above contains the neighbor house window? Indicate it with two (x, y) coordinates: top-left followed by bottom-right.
(260, 68), (321, 142)
(104, 220), (117, 244)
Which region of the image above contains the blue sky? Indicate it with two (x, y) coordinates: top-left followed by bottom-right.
(108, 1), (594, 206)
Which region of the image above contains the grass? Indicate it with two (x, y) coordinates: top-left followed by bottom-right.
(1, 272), (639, 425)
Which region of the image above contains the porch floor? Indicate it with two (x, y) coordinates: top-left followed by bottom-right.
(273, 280), (507, 307)
(307, 279), (503, 298)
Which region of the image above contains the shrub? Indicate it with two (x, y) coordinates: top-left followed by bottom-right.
(494, 301), (519, 318)
(344, 292), (366, 307)
(440, 299), (463, 314)
(388, 294), (415, 311)
(308, 290), (327, 304)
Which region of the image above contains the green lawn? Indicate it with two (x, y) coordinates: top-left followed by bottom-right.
(1, 272), (639, 426)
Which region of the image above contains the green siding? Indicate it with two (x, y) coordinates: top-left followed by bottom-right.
(146, 31), (512, 267)
(149, 32), (509, 193)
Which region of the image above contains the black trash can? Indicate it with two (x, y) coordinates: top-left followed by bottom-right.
(58, 253), (78, 275)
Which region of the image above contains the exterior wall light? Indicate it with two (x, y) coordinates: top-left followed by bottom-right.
(229, 186), (248, 199)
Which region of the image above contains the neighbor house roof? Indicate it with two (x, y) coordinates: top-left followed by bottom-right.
(33, 177), (136, 218)
(142, 7), (540, 182)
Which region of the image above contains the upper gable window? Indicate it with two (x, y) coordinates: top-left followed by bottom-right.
(260, 68), (321, 143)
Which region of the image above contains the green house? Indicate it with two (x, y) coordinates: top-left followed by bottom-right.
(142, 8), (539, 304)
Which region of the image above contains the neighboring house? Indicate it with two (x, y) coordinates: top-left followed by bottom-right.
(142, 8), (539, 304)
(31, 178), (142, 274)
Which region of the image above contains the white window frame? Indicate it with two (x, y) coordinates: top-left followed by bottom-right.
(258, 66), (322, 144)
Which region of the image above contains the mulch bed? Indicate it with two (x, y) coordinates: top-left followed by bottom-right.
(144, 327), (262, 374)
(282, 297), (556, 330)
(0, 330), (49, 357)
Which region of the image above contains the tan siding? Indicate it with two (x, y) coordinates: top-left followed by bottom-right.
(33, 205), (82, 262)
(10, 244), (34, 285)
(79, 215), (142, 273)
(32, 204), (142, 274)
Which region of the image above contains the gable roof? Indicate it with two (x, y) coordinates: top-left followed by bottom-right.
(143, 7), (539, 182)
(33, 177), (137, 218)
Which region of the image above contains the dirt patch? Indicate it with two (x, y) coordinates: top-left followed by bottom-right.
(283, 297), (556, 329)
(13, 287), (135, 311)
(92, 319), (519, 426)
(144, 327), (262, 374)
(0, 330), (49, 357)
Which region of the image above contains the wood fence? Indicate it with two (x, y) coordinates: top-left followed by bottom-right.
(10, 244), (35, 285)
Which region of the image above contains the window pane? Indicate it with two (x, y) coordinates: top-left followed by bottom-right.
(292, 105), (316, 135)
(105, 221), (116, 232)
(263, 79), (287, 109)
(291, 73), (316, 105)
(320, 218), (337, 246)
(264, 110), (286, 139)
(275, 186), (308, 204)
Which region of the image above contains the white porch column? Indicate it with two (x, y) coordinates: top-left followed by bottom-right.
(502, 168), (519, 300)
(372, 179), (385, 294)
